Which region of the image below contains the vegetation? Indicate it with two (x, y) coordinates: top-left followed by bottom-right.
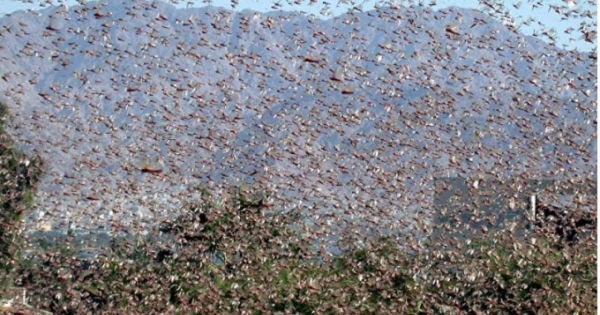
(0, 101), (595, 314)
(5, 191), (598, 314)
(0, 103), (44, 290)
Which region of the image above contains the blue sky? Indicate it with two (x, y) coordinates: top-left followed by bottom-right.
(1, 0), (597, 52)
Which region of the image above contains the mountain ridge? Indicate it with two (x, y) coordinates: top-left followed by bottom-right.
(0, 0), (594, 242)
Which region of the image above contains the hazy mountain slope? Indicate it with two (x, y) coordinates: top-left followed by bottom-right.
(0, 0), (595, 243)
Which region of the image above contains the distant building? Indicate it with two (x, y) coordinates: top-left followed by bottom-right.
(429, 177), (596, 250)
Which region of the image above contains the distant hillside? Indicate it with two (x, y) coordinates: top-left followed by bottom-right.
(0, 0), (594, 244)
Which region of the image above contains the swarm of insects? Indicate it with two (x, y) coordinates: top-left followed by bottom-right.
(0, 0), (595, 313)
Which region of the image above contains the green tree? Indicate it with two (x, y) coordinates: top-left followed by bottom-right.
(0, 102), (44, 287)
